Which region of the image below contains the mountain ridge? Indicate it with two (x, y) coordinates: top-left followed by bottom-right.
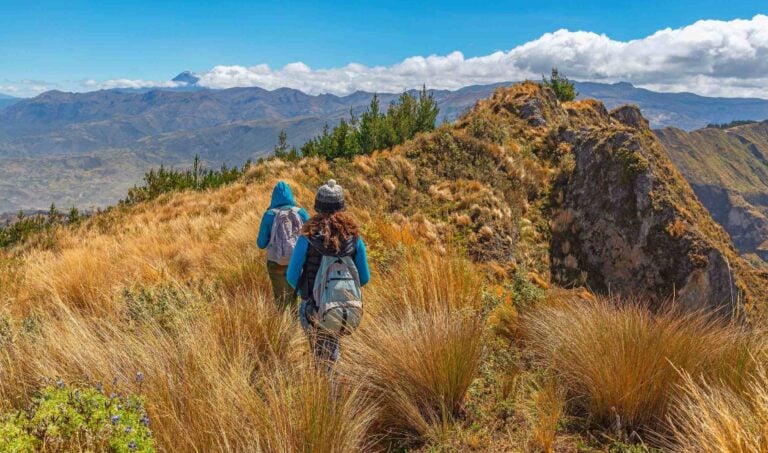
(3, 80), (768, 213)
(0, 93), (18, 110)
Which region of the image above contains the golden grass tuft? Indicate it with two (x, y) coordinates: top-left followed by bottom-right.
(520, 376), (566, 453)
(666, 364), (768, 452)
(253, 366), (379, 453)
(367, 245), (482, 315)
(340, 306), (484, 443)
(522, 296), (765, 435)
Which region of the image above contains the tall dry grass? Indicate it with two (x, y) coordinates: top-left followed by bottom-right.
(11, 178), (298, 318)
(253, 366), (379, 453)
(339, 242), (486, 444)
(522, 296), (766, 436)
(667, 364), (768, 453)
(0, 174), (490, 451)
(366, 244), (483, 315)
(520, 376), (566, 453)
(0, 289), (305, 450)
(341, 306), (484, 443)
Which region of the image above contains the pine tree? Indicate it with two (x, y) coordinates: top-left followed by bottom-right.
(274, 129), (289, 158)
(416, 85), (439, 133)
(359, 94), (383, 154)
(299, 87), (441, 161)
(68, 206), (80, 224)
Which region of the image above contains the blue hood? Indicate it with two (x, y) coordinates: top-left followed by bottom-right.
(269, 181), (296, 209)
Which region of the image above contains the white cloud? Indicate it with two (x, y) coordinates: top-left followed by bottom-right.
(0, 79), (60, 97)
(193, 14), (768, 98)
(7, 15), (768, 98)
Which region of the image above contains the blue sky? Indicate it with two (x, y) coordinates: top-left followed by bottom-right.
(1, 1), (767, 97)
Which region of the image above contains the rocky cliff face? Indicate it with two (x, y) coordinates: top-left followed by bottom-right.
(448, 84), (767, 316)
(550, 104), (756, 314)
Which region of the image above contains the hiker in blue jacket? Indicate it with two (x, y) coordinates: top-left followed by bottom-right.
(257, 181), (310, 310)
(287, 179), (370, 366)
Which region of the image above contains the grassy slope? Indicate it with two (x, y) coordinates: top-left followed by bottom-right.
(657, 122), (768, 265)
(1, 83), (768, 451)
(657, 123), (768, 201)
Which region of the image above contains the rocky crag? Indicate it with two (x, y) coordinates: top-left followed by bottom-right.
(306, 82), (768, 317)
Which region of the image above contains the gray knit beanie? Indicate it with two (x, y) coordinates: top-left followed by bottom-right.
(314, 179), (345, 214)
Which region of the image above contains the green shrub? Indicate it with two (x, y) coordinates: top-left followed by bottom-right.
(0, 205), (80, 250)
(0, 382), (154, 452)
(122, 155), (249, 205)
(542, 67), (577, 102)
(298, 86), (440, 160)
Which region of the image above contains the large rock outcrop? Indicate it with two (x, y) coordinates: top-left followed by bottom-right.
(545, 101), (767, 316)
(467, 83), (767, 316)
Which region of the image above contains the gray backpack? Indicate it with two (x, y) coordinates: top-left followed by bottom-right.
(266, 207), (303, 265)
(313, 254), (363, 335)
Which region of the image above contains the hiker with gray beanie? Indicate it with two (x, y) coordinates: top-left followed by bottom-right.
(287, 179), (370, 368)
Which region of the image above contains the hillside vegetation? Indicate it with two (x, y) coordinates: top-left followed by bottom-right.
(1, 82), (768, 451)
(657, 121), (768, 266)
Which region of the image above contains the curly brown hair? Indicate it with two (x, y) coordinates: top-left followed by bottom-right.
(302, 211), (360, 253)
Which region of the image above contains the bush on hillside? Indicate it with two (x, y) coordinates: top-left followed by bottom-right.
(284, 86), (439, 161)
(705, 119), (758, 129)
(542, 67), (577, 102)
(0, 382), (154, 452)
(122, 155), (250, 205)
(0, 205), (81, 249)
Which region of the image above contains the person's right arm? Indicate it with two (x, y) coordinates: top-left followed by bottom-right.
(287, 236), (309, 289)
(256, 210), (275, 249)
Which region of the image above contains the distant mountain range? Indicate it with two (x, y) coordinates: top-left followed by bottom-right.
(2, 73), (768, 213)
(577, 82), (768, 131)
(0, 93), (18, 110)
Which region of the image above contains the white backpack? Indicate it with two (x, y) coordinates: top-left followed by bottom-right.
(266, 207), (303, 265)
(313, 254), (363, 335)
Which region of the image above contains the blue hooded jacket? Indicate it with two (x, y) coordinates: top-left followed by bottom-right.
(257, 181), (310, 251)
